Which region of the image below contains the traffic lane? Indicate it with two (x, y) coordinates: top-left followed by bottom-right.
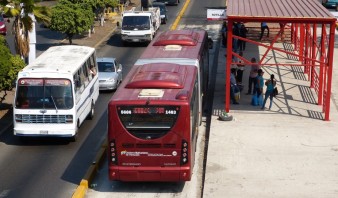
(35, 23), (64, 56)
(4, 17), (16, 54)
(0, 92), (113, 198)
(98, 0), (186, 76)
(86, 123), (207, 198)
(85, 0), (220, 196)
(4, 20), (64, 56)
(98, 32), (146, 78)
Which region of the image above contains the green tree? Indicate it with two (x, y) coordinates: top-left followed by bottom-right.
(50, 0), (95, 44)
(0, 0), (51, 59)
(0, 36), (25, 92)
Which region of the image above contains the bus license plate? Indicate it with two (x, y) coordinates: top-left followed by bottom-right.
(40, 130), (48, 134)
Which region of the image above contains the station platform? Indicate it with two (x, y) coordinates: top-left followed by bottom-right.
(203, 38), (338, 197)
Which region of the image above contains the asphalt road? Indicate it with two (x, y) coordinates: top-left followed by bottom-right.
(0, 1), (196, 198)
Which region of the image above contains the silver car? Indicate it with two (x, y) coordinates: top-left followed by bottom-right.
(97, 57), (123, 91)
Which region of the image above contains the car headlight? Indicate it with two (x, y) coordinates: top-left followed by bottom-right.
(0, 24), (5, 28)
(107, 78), (115, 82)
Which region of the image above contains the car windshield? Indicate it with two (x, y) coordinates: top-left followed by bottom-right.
(122, 16), (150, 30)
(98, 62), (116, 72)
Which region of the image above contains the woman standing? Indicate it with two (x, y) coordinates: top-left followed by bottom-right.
(261, 74), (276, 110)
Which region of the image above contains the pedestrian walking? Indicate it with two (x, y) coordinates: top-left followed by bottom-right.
(261, 74), (277, 110)
(246, 57), (260, 95)
(238, 23), (248, 51)
(259, 22), (269, 40)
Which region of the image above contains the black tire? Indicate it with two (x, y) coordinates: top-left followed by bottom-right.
(70, 121), (80, 142)
(70, 133), (78, 142)
(87, 102), (95, 120)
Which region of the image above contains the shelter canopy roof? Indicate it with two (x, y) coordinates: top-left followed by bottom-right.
(227, 0), (336, 23)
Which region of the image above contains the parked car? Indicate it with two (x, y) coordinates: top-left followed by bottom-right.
(0, 14), (8, 35)
(97, 57), (123, 91)
(154, 0), (179, 6)
(322, 0), (338, 10)
(152, 2), (168, 24)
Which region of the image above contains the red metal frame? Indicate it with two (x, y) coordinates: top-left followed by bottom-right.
(225, 19), (336, 121)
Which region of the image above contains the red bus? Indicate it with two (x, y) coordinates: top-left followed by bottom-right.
(108, 29), (211, 181)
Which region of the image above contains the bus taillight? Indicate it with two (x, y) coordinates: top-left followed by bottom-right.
(110, 140), (118, 165)
(181, 140), (189, 165)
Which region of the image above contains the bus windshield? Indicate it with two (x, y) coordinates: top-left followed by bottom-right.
(15, 78), (73, 109)
(117, 105), (180, 139)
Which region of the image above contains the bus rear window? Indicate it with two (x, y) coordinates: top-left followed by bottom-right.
(117, 106), (180, 139)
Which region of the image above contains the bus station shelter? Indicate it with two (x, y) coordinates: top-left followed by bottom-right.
(225, 0), (337, 121)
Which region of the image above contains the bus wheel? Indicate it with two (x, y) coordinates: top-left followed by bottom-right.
(70, 121), (80, 142)
(88, 102), (95, 120)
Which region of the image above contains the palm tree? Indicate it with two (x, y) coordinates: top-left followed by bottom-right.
(0, 0), (51, 59)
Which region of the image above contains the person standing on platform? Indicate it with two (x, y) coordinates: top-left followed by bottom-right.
(232, 22), (240, 53)
(246, 57), (260, 95)
(236, 51), (245, 86)
(230, 68), (239, 104)
(255, 69), (264, 101)
(238, 23), (248, 51)
(261, 74), (277, 110)
(221, 21), (227, 48)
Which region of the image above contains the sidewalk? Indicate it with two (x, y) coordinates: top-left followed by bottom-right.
(203, 40), (338, 197)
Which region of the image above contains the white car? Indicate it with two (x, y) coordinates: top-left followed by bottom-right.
(97, 57), (123, 91)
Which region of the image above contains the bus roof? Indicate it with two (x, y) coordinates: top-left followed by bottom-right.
(110, 63), (197, 103)
(138, 29), (207, 61)
(20, 45), (95, 75)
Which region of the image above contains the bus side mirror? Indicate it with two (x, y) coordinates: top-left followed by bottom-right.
(117, 21), (120, 27)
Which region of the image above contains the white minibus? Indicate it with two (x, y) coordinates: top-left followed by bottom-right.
(13, 45), (99, 140)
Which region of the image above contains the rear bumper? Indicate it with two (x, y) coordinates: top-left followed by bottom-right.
(322, 2), (338, 7)
(0, 29), (6, 35)
(109, 166), (191, 181)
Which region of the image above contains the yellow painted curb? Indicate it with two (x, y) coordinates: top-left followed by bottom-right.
(72, 140), (108, 198)
(72, 180), (88, 198)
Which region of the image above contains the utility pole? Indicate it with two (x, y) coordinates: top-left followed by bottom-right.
(28, 13), (36, 64)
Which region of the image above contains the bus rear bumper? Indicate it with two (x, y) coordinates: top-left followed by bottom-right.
(109, 166), (191, 182)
